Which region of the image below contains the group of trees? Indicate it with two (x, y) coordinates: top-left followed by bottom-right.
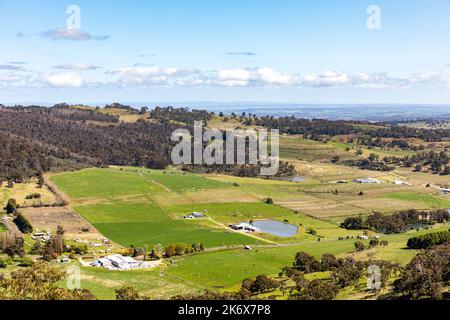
(0, 105), (297, 180)
(343, 153), (395, 172)
(0, 106), (180, 179)
(386, 150), (450, 175)
(182, 161), (296, 178)
(394, 243), (450, 299)
(164, 242), (205, 258)
(0, 262), (94, 300)
(247, 115), (450, 142)
(0, 231), (25, 258)
(150, 106), (213, 124)
(407, 230), (450, 249)
(3, 198), (34, 234)
(280, 252), (400, 300)
(341, 209), (449, 234)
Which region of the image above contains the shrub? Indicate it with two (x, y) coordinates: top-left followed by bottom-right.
(0, 257), (11, 268)
(17, 257), (34, 267)
(354, 241), (366, 252)
(25, 193), (41, 200)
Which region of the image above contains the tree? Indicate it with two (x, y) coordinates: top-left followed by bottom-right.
(443, 166), (450, 175)
(354, 241), (365, 252)
(56, 225), (65, 236)
(264, 198), (274, 205)
(341, 216), (364, 230)
(252, 275), (278, 294)
(297, 279), (339, 300)
(42, 235), (65, 261)
(332, 258), (364, 288)
(321, 254), (338, 271)
(164, 244), (176, 258)
(4, 198), (17, 214)
(331, 156), (340, 164)
(369, 239), (380, 247)
(0, 231), (25, 258)
(116, 286), (142, 300)
(37, 173), (45, 188)
(13, 212), (33, 234)
(293, 252), (321, 273)
(0, 262), (94, 300)
(394, 244), (450, 299)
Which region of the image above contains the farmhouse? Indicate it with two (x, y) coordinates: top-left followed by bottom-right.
(91, 254), (150, 270)
(353, 178), (381, 184)
(230, 223), (260, 233)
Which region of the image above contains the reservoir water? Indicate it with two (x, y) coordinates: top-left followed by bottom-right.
(252, 220), (298, 237)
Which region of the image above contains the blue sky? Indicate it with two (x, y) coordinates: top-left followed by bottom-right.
(1, 0), (450, 104)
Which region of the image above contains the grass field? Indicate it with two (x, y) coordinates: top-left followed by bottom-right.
(381, 191), (450, 208)
(51, 168), (261, 248)
(0, 180), (56, 207)
(164, 224), (449, 291)
(47, 165), (450, 299)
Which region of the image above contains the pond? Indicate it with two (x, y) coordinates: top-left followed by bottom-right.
(252, 220), (298, 237)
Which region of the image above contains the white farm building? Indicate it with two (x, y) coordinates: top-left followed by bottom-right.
(91, 254), (150, 270)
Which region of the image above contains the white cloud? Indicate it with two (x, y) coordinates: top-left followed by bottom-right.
(216, 68), (297, 86)
(41, 28), (110, 41)
(302, 71), (350, 87)
(53, 64), (100, 71)
(46, 72), (84, 88)
(112, 66), (199, 86)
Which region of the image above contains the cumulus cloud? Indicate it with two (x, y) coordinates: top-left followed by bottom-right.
(111, 66), (199, 86)
(216, 68), (297, 86)
(302, 71), (350, 87)
(105, 65), (450, 90)
(53, 64), (100, 71)
(45, 72), (84, 88)
(41, 28), (110, 41)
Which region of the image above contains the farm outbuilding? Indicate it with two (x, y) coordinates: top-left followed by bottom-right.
(230, 223), (260, 233)
(353, 178), (381, 184)
(91, 254), (150, 270)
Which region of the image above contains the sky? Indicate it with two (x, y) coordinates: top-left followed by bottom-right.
(1, 0), (450, 105)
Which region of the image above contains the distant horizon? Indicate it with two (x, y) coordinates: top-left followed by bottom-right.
(2, 101), (450, 108)
(3, 102), (450, 122)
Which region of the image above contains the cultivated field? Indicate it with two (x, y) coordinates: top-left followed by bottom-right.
(44, 162), (450, 298)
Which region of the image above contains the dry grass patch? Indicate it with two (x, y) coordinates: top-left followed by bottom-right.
(0, 181), (57, 207)
(21, 206), (101, 238)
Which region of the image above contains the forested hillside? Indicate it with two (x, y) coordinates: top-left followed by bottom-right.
(0, 105), (180, 180)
